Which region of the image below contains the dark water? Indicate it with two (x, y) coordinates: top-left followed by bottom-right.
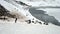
(29, 7), (60, 26)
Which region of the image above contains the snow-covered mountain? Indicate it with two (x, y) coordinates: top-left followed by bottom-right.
(0, 0), (44, 24)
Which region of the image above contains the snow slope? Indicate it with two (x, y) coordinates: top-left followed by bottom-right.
(0, 23), (60, 34)
(0, 0), (44, 23)
(0, 0), (60, 34)
(16, 0), (60, 6)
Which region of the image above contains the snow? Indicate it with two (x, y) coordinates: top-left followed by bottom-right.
(0, 23), (60, 34)
(0, 0), (60, 34)
(16, 0), (60, 6)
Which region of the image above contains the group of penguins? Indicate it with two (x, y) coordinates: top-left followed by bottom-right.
(0, 4), (44, 25)
(0, 0), (60, 26)
(0, 3), (60, 26)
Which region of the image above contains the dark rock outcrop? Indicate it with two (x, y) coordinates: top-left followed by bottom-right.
(0, 4), (17, 22)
